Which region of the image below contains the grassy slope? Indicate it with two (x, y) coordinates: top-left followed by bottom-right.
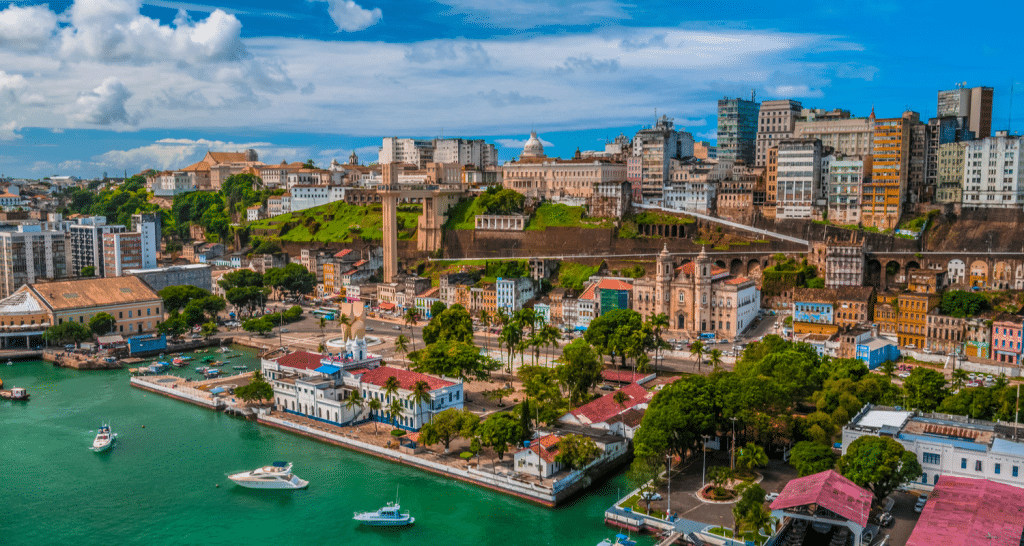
(525, 203), (613, 230)
(249, 201), (421, 243)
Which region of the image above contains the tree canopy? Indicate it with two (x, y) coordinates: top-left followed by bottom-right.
(265, 263), (316, 298)
(553, 434), (601, 470)
(88, 312), (117, 336)
(235, 370), (274, 403)
(836, 435), (922, 502)
(421, 304), (474, 345)
(940, 290), (990, 318)
(633, 374), (718, 468)
(419, 408), (479, 452)
(412, 339), (500, 383)
(903, 367), (947, 412)
(555, 338), (603, 407)
(478, 187), (525, 215)
(478, 412), (522, 461)
(789, 441), (838, 477)
(43, 321), (93, 345)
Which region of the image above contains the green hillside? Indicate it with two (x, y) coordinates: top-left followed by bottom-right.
(248, 201), (421, 243)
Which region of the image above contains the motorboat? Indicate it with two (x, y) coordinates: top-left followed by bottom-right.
(92, 424), (116, 452)
(233, 365), (247, 370)
(172, 358), (187, 367)
(0, 386), (29, 400)
(195, 366), (210, 373)
(353, 502), (415, 527)
(219, 347), (230, 353)
(203, 356), (216, 362)
(227, 462), (308, 489)
(204, 369), (221, 378)
(598, 534), (637, 546)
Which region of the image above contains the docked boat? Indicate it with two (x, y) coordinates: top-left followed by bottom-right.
(219, 347), (230, 353)
(227, 462), (308, 489)
(0, 386), (29, 400)
(6, 359), (11, 366)
(204, 369), (220, 378)
(203, 356), (216, 362)
(92, 424), (116, 452)
(598, 534), (637, 546)
(195, 366), (209, 373)
(233, 365), (247, 370)
(353, 491), (414, 527)
(172, 358), (187, 367)
(180, 356), (193, 361)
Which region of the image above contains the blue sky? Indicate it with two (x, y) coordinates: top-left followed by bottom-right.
(0, 0), (1019, 178)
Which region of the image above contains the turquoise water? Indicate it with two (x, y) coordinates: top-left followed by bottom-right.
(1, 349), (647, 546)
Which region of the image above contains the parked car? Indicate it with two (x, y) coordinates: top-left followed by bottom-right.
(765, 492), (780, 502)
(599, 385), (615, 391)
(640, 492), (662, 501)
(366, 327), (374, 332)
(281, 328), (290, 333)
(392, 325), (402, 330)
(898, 372), (911, 379)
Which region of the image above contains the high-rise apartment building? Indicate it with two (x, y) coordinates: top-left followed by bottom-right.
(925, 117), (974, 200)
(717, 97), (759, 166)
(763, 146), (779, 218)
(937, 85), (993, 138)
(379, 138), (434, 168)
(962, 131), (1024, 209)
(68, 217), (126, 278)
(755, 99), (802, 166)
(432, 138), (497, 167)
(131, 213), (160, 270)
(0, 224), (70, 298)
(102, 232), (143, 277)
(827, 156), (872, 226)
(935, 141), (969, 204)
(775, 139), (822, 219)
(794, 110), (875, 157)
(862, 112), (914, 230)
(693, 141), (717, 160)
(907, 117), (929, 205)
(632, 115), (694, 200)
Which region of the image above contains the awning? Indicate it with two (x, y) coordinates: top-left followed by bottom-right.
(315, 364), (341, 375)
(209, 387), (225, 394)
(379, 302), (396, 310)
(97, 335), (125, 344)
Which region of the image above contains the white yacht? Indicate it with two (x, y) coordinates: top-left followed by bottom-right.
(227, 462), (308, 489)
(353, 502), (415, 527)
(598, 534), (637, 546)
(92, 424), (116, 452)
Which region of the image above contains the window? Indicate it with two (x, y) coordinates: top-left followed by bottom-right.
(921, 473), (927, 484)
(1014, 466), (1019, 478)
(995, 463), (1001, 474)
(976, 460), (983, 472)
(962, 458), (967, 469)
(923, 453), (940, 465)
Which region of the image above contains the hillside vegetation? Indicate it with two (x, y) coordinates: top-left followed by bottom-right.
(249, 201), (421, 243)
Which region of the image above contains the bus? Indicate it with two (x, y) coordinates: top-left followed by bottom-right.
(312, 308), (336, 320)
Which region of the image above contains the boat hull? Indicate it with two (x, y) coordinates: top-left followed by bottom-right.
(92, 438), (114, 452)
(227, 475), (308, 490)
(354, 517), (415, 527)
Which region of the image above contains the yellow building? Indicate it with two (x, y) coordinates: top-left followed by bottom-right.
(874, 290), (941, 349)
(862, 112), (914, 230)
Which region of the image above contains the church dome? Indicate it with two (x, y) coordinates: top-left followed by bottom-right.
(522, 130), (545, 158)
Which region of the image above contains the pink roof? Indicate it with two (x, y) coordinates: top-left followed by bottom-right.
(602, 370), (646, 384)
(769, 470), (872, 527)
(568, 383), (651, 425)
(358, 366), (455, 391)
(907, 476), (1024, 546)
(274, 351), (325, 371)
(579, 278), (634, 301)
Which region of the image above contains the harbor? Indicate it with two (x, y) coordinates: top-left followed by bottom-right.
(1, 358), (652, 546)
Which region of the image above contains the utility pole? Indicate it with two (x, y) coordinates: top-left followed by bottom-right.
(730, 417), (738, 471)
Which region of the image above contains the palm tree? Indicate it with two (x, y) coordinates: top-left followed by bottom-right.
(388, 398), (404, 428)
(648, 313), (669, 371)
(345, 390), (364, 422)
(951, 368), (969, 391)
(394, 334), (409, 367)
(336, 313), (352, 340)
(383, 376), (400, 404)
(479, 310), (491, 350)
(367, 398), (382, 434)
(690, 339), (706, 372)
(735, 443), (768, 477)
(708, 349), (724, 372)
(404, 308), (419, 352)
(613, 390), (629, 410)
(318, 317), (327, 342)
(407, 380), (432, 427)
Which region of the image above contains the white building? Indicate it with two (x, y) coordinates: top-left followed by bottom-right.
(130, 213), (160, 270)
(756, 99), (802, 166)
(962, 131), (1024, 209)
(775, 139), (823, 219)
(68, 217), (126, 278)
(268, 194), (291, 217)
(495, 277), (535, 313)
(843, 404), (1024, 491)
(289, 185), (346, 213)
(432, 138), (497, 167)
(512, 429), (629, 479)
(827, 157), (871, 225)
(148, 171), (196, 197)
(247, 205), (265, 222)
(663, 158), (731, 212)
(379, 138), (434, 168)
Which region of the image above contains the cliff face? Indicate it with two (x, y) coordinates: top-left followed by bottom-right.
(923, 209), (1024, 252)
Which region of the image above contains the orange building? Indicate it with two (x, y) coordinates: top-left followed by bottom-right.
(861, 112), (915, 230)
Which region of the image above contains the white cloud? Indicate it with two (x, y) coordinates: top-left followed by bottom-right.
(94, 138), (313, 170)
(0, 4), (57, 53)
(0, 120), (20, 140)
(478, 90), (551, 108)
(436, 0), (630, 29)
(69, 77), (138, 126)
(310, 0), (382, 32)
(495, 137), (554, 149)
(766, 84), (824, 98)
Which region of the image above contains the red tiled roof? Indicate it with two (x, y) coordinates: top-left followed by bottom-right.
(516, 434), (562, 463)
(769, 470), (872, 527)
(605, 408), (645, 428)
(379, 302), (396, 310)
(579, 278), (634, 301)
(418, 287), (439, 298)
(724, 277), (750, 285)
(334, 249), (354, 258)
(907, 476), (1024, 546)
(358, 366), (455, 391)
(342, 269), (358, 276)
(602, 370), (646, 384)
(677, 262), (728, 276)
(568, 383), (651, 425)
(274, 350), (325, 371)
(352, 259), (368, 267)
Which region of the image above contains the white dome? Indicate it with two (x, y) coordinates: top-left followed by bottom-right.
(522, 130), (545, 158)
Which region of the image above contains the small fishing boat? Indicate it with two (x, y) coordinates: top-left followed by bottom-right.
(227, 354), (241, 359)
(0, 386), (29, 400)
(6, 359), (11, 366)
(92, 424), (116, 452)
(203, 356), (216, 362)
(354, 488), (414, 527)
(219, 347), (230, 353)
(195, 366), (210, 373)
(180, 356), (194, 361)
(233, 365), (247, 370)
(204, 369), (221, 378)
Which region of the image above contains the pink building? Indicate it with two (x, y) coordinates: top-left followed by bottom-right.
(990, 313), (1023, 365)
(627, 156), (642, 202)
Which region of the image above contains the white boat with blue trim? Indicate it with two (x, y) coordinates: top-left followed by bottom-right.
(92, 424), (116, 452)
(227, 462), (308, 489)
(353, 502), (414, 527)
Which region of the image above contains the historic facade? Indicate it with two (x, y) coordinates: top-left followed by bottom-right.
(633, 245), (760, 336)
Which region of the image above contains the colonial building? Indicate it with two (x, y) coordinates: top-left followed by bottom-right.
(926, 310), (965, 355)
(633, 246), (759, 336)
(502, 133), (627, 200)
(22, 276), (162, 335)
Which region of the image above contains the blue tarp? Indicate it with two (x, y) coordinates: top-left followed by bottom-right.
(315, 364), (341, 375)
(209, 387), (225, 394)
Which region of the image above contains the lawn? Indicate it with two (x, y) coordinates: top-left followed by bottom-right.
(617, 493), (666, 520)
(629, 211), (695, 225)
(525, 203), (614, 230)
(443, 197), (489, 230)
(248, 201), (420, 243)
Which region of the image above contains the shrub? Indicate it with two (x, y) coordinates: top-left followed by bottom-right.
(390, 429), (406, 437)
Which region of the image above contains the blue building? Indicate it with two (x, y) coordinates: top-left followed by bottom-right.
(794, 300), (835, 325)
(857, 337), (900, 369)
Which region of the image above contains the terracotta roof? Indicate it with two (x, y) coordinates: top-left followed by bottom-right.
(677, 262), (728, 276)
(353, 260), (368, 267)
(417, 287), (440, 298)
(334, 249), (354, 258)
(342, 269), (358, 276)
(793, 286), (875, 304)
(568, 383), (651, 425)
(273, 351), (325, 371)
(180, 160), (210, 172)
(579, 278), (634, 301)
(769, 470), (872, 527)
(357, 365), (455, 391)
(907, 476), (1024, 546)
(29, 276), (161, 311)
(205, 151), (248, 163)
(723, 277), (750, 285)
(602, 370), (646, 384)
(516, 434), (563, 463)
(378, 302), (396, 310)
(604, 408), (645, 428)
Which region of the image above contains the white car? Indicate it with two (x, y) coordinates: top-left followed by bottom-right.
(897, 371), (911, 379)
(765, 492), (780, 502)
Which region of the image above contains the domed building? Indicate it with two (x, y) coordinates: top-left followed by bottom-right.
(522, 130), (546, 158)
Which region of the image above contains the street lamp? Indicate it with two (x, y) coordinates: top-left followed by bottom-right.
(730, 417), (738, 471)
(666, 453), (672, 520)
(701, 434), (711, 489)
